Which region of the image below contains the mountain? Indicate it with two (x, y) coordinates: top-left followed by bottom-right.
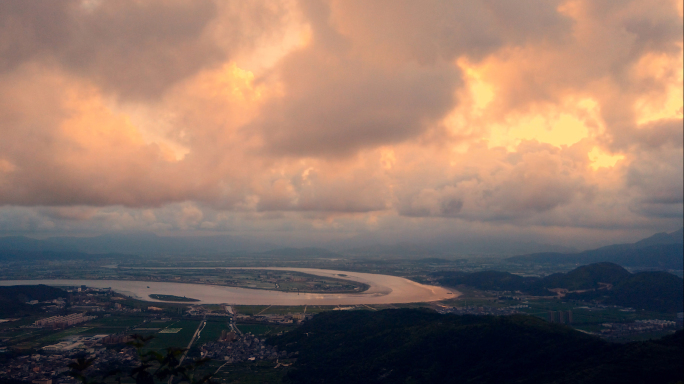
(0, 236), (78, 252)
(431, 262), (683, 313)
(335, 239), (577, 257)
(634, 228), (683, 247)
(566, 271), (684, 313)
(433, 270), (545, 293)
(257, 247), (344, 259)
(507, 228), (684, 270)
(542, 262), (632, 290)
(342, 243), (446, 258)
(0, 285), (68, 316)
(0, 250), (134, 261)
(270, 309), (683, 384)
(0, 232), (275, 255)
(610, 272), (684, 313)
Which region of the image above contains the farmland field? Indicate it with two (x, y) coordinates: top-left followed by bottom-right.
(141, 319), (200, 352)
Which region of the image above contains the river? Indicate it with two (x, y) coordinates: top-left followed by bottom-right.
(0, 267), (457, 305)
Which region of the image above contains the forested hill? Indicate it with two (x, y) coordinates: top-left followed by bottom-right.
(0, 285), (67, 317)
(431, 262), (683, 312)
(270, 309), (683, 384)
(507, 228), (683, 269)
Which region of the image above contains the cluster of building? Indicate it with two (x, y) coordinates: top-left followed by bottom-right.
(0, 347), (139, 384)
(100, 334), (134, 344)
(33, 313), (97, 329)
(634, 319), (677, 327)
(599, 319), (678, 338)
(200, 333), (289, 363)
(547, 310), (573, 324)
(437, 305), (526, 316)
(235, 313), (313, 324)
(42, 334), (115, 352)
(26, 298), (66, 311)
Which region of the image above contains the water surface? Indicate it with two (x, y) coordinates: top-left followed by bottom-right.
(0, 268), (457, 305)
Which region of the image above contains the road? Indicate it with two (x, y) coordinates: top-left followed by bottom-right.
(230, 311), (243, 336)
(168, 316), (206, 384)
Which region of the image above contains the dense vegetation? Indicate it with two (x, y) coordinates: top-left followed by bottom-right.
(434, 270), (548, 294)
(149, 294), (200, 302)
(432, 262), (684, 313)
(0, 285), (67, 316)
(566, 271), (684, 313)
(270, 309), (683, 384)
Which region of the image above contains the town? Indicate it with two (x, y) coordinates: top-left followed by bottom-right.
(0, 277), (681, 383)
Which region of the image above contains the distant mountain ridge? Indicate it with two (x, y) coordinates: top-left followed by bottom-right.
(432, 262), (683, 312)
(257, 247), (344, 258)
(338, 239), (578, 257)
(507, 228), (683, 270)
(342, 243), (446, 258)
(634, 227), (683, 247)
(0, 232), (275, 255)
(0, 250), (135, 261)
(0, 228), (680, 260)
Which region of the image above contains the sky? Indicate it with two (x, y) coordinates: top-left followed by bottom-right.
(0, 0), (682, 249)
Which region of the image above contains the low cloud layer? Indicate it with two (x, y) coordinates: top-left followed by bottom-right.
(0, 0), (681, 247)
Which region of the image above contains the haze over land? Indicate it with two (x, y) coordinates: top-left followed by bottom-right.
(0, 0), (682, 249)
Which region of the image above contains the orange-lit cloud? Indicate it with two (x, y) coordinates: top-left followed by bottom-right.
(0, 0), (681, 247)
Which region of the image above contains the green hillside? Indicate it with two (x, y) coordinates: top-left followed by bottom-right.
(566, 271), (684, 313)
(434, 270), (547, 294)
(542, 262), (632, 290)
(0, 285), (68, 316)
(432, 262), (683, 313)
(270, 309), (683, 384)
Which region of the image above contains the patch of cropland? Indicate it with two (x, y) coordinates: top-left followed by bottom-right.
(141, 319), (200, 353)
(432, 262), (683, 313)
(270, 309), (683, 384)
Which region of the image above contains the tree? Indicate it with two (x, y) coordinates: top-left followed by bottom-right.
(69, 334), (215, 384)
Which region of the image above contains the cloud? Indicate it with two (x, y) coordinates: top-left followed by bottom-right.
(252, 51), (460, 156)
(396, 141), (596, 221)
(0, 0), (681, 246)
(626, 144), (683, 217)
(328, 0), (572, 63)
(0, 0), (291, 100)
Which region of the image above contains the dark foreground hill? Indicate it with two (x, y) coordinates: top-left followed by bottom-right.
(508, 228), (683, 270)
(270, 309), (683, 384)
(432, 262), (683, 312)
(0, 285), (67, 316)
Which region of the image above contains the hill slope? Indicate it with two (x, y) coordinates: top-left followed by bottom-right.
(432, 262), (683, 312)
(508, 228), (683, 269)
(270, 309), (683, 384)
(566, 271), (684, 313)
(0, 285), (67, 316)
